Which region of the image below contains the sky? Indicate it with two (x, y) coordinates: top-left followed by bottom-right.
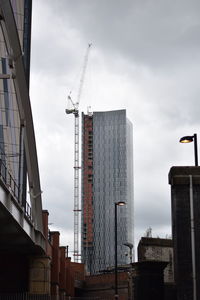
(30, 0), (200, 259)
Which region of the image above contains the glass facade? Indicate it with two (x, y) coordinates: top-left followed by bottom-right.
(0, 0), (31, 205)
(82, 110), (134, 274)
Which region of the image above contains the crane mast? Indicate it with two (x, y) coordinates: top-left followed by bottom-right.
(66, 43), (92, 262)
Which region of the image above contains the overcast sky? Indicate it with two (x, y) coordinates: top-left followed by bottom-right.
(30, 0), (200, 259)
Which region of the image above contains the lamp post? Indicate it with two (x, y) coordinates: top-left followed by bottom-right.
(115, 201), (126, 299)
(179, 135), (198, 300)
(179, 134), (198, 166)
(124, 242), (133, 264)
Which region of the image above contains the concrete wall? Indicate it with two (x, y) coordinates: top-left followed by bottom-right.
(169, 166), (200, 300)
(138, 237), (174, 283)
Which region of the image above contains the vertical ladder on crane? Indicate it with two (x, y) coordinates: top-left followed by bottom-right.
(66, 43), (92, 262)
(74, 110), (80, 261)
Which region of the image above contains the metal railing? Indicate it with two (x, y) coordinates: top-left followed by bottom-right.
(67, 298), (113, 300)
(0, 158), (32, 221)
(0, 295), (113, 300)
(0, 158), (19, 199)
(0, 295), (50, 300)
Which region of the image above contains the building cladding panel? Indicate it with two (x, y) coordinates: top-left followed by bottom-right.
(82, 109), (134, 274)
(0, 1), (31, 201)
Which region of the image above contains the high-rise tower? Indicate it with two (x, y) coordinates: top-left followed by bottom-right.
(81, 109), (134, 274)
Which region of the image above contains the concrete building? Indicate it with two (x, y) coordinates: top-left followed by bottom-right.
(169, 166), (200, 300)
(138, 237), (174, 283)
(0, 0), (46, 293)
(0, 0), (33, 207)
(81, 109), (134, 274)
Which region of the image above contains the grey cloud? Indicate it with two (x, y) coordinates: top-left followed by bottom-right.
(43, 0), (200, 69)
(135, 205), (171, 231)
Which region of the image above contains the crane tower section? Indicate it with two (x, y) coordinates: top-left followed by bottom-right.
(66, 43), (92, 262)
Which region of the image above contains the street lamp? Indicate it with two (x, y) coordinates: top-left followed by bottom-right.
(179, 134), (198, 166)
(115, 201), (126, 299)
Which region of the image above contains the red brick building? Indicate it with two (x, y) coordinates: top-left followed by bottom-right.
(31, 210), (85, 297)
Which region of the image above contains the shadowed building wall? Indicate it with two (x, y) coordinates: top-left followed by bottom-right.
(138, 237), (174, 283)
(169, 166), (200, 300)
(132, 261), (167, 300)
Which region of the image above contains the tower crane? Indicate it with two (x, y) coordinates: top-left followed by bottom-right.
(65, 43), (92, 262)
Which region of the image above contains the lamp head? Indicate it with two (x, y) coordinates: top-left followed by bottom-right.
(124, 242), (133, 249)
(116, 201), (126, 206)
(179, 135), (194, 143)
